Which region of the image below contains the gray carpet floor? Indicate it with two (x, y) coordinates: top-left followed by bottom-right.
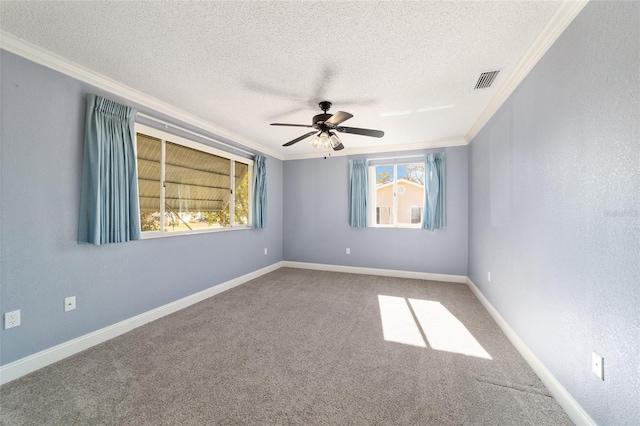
(0, 268), (572, 425)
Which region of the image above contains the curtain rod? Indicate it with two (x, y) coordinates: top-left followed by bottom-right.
(136, 112), (254, 157)
(369, 154), (425, 162)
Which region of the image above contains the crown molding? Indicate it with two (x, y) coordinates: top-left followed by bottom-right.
(465, 0), (589, 143)
(0, 31), (283, 160)
(282, 137), (468, 161)
(2, 0), (588, 162)
(1, 30), (463, 163)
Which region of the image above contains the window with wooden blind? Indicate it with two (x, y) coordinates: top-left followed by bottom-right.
(135, 124), (252, 236)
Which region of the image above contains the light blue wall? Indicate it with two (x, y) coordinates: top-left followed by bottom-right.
(283, 147), (468, 275)
(2, 3), (638, 422)
(0, 51), (284, 365)
(468, 2), (639, 424)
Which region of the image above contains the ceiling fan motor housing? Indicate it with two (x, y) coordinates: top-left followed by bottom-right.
(313, 114), (332, 130)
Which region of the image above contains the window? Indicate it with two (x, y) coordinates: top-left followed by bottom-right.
(135, 124), (252, 236)
(370, 162), (425, 227)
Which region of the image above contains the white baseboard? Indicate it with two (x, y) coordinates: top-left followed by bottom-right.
(0, 261), (283, 386)
(0, 261), (596, 426)
(466, 277), (596, 426)
(282, 261), (467, 283)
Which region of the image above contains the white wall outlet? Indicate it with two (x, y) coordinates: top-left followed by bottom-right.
(592, 352), (604, 380)
(487, 272), (491, 282)
(264, 248), (268, 255)
(346, 248), (351, 255)
(64, 296), (76, 312)
(4, 310), (21, 329)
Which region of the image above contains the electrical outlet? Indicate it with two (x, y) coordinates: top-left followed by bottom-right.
(346, 248), (351, 255)
(592, 352), (604, 380)
(264, 248), (268, 255)
(488, 272), (491, 282)
(4, 310), (21, 329)
(64, 296), (76, 312)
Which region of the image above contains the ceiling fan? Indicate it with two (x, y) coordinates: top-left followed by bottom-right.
(271, 101), (384, 151)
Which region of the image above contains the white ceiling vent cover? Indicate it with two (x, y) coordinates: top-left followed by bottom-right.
(474, 70), (500, 90)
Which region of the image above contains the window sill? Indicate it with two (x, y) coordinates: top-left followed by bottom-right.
(141, 225), (253, 240)
(369, 224), (422, 229)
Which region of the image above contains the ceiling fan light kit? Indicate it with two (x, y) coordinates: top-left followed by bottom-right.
(271, 101), (384, 151)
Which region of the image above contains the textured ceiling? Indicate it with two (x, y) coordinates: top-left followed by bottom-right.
(0, 1), (562, 158)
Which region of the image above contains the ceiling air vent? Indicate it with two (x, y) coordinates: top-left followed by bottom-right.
(474, 70), (500, 90)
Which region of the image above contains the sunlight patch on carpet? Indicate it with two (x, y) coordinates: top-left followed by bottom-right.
(378, 295), (492, 359)
(378, 295), (426, 347)
(409, 299), (492, 360)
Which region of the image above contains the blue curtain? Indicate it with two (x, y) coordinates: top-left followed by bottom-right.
(422, 152), (446, 231)
(349, 158), (369, 227)
(78, 94), (140, 244)
(252, 154), (267, 228)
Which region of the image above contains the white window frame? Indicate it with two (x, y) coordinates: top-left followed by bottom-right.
(369, 162), (424, 229)
(134, 123), (253, 238)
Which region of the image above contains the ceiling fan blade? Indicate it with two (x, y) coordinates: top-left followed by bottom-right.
(325, 111), (353, 127)
(332, 142), (345, 151)
(283, 131), (318, 147)
(271, 123), (314, 128)
(336, 127), (384, 138)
